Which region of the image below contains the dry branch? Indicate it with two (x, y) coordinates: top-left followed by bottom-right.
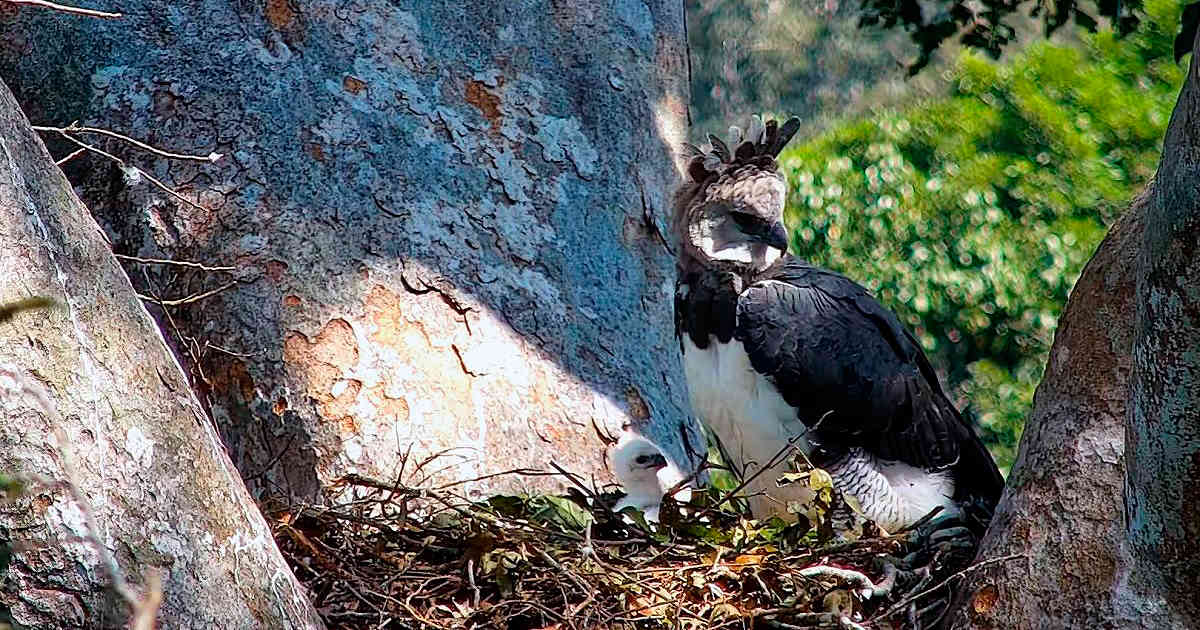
(1, 0), (121, 19)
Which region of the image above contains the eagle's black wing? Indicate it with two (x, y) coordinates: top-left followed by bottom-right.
(735, 257), (1003, 504)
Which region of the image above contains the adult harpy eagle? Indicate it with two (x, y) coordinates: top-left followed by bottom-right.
(673, 116), (1003, 532)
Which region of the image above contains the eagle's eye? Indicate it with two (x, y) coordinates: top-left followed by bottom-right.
(730, 211), (760, 233)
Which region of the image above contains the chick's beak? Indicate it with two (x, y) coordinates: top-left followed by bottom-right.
(765, 221), (790, 252)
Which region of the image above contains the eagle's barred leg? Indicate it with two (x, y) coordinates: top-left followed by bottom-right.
(823, 448), (905, 531)
(821, 447), (963, 536)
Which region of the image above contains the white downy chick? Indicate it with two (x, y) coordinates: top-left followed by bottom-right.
(611, 431), (692, 522)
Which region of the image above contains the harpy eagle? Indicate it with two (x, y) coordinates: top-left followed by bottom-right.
(672, 116), (1003, 531)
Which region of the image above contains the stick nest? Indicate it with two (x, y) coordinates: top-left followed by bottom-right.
(270, 471), (985, 630)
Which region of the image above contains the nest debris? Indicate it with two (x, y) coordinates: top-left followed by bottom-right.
(269, 469), (990, 630)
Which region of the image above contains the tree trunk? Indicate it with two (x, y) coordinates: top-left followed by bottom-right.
(1116, 21), (1200, 625)
(0, 81), (322, 629)
(0, 2), (704, 501)
(946, 28), (1200, 630)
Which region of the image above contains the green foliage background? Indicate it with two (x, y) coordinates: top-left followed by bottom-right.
(687, 0), (948, 138)
(767, 0), (1184, 470)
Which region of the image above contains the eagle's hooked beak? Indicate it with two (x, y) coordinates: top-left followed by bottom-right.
(765, 221), (790, 252)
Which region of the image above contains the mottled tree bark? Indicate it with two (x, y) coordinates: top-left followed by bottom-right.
(0, 82), (322, 628)
(947, 29), (1200, 630)
(0, 2), (704, 501)
(1117, 22), (1200, 625)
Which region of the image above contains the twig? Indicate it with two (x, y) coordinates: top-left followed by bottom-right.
(534, 547), (594, 601)
(136, 280), (237, 307)
(431, 467), (556, 491)
(34, 128), (208, 211)
(114, 253), (235, 273)
(876, 553), (1025, 620)
(753, 609), (847, 628)
(55, 147), (86, 166)
(891, 505), (944, 536)
(693, 432), (808, 520)
(34, 123), (222, 163)
(2, 0), (121, 18)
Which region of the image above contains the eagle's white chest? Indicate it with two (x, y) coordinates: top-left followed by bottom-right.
(682, 336), (807, 513)
(681, 335), (958, 530)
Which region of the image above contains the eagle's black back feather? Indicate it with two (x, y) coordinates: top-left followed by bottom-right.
(675, 269), (740, 350)
(675, 255), (1004, 508)
(735, 256), (1004, 506)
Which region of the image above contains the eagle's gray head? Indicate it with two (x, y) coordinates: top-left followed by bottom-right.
(673, 116), (802, 274)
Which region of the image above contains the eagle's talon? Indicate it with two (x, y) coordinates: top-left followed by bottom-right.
(928, 525), (973, 545)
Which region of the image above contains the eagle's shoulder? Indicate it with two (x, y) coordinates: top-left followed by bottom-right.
(675, 269), (741, 350)
(739, 257), (926, 370)
(733, 255), (970, 473)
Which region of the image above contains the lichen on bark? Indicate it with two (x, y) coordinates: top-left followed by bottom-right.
(0, 79), (323, 630)
(0, 0), (706, 502)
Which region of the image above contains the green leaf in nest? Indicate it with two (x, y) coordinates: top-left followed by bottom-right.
(528, 495), (594, 531)
(486, 495), (527, 518)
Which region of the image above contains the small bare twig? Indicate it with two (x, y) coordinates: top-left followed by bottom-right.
(55, 147), (87, 166)
(876, 553), (1026, 621)
(33, 127), (208, 211)
(33, 123), (220, 163)
(2, 0), (121, 18)
(114, 254), (235, 273)
(136, 280), (237, 307)
(692, 431), (807, 520)
(34, 123), (222, 163)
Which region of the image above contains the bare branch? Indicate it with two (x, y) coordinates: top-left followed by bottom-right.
(55, 147), (86, 166)
(33, 127), (209, 211)
(137, 280), (238, 307)
(876, 553), (1026, 620)
(114, 253), (235, 273)
(1, 0), (121, 19)
(34, 123), (223, 163)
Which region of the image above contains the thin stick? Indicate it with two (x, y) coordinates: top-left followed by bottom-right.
(114, 254), (235, 273)
(692, 433), (804, 520)
(55, 147), (87, 166)
(35, 123), (221, 163)
(136, 280), (237, 307)
(2, 0), (121, 18)
(876, 553), (1025, 620)
(38, 129), (208, 211)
